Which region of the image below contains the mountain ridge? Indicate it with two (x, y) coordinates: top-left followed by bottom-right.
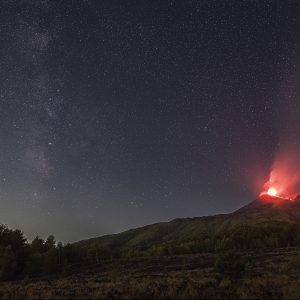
(75, 196), (300, 257)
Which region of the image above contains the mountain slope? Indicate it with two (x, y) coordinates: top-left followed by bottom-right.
(216, 195), (300, 232)
(75, 196), (300, 256)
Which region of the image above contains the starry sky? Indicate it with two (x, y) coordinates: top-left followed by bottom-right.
(0, 1), (299, 242)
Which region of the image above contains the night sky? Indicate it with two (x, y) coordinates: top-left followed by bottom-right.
(0, 1), (299, 242)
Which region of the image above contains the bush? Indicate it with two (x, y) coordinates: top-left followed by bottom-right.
(215, 250), (245, 279)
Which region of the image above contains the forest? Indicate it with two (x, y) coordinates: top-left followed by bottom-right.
(1, 220), (300, 281)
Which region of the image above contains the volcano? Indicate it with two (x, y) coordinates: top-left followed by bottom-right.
(231, 194), (300, 224)
(76, 195), (300, 255)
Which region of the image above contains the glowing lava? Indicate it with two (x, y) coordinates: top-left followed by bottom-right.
(267, 187), (277, 197)
(258, 184), (295, 202)
(258, 154), (300, 202)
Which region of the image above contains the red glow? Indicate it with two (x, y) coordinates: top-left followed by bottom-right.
(257, 152), (300, 203)
(267, 187), (277, 197)
(259, 181), (296, 202)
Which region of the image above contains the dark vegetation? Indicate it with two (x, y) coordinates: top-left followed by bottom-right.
(1, 248), (300, 299)
(2, 199), (300, 280)
(2, 198), (300, 298)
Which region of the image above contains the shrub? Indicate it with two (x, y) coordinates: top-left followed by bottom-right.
(215, 250), (245, 279)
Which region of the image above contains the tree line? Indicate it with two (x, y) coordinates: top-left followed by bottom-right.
(1, 220), (300, 281)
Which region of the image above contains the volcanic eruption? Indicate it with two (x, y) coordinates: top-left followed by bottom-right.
(267, 187), (277, 197)
(258, 153), (300, 202)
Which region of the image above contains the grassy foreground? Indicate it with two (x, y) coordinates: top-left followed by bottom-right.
(1, 248), (300, 300)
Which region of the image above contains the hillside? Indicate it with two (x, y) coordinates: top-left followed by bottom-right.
(2, 195), (300, 283)
(2, 195), (300, 299)
(75, 195), (300, 257)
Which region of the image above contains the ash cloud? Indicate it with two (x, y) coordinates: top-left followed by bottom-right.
(267, 68), (300, 196)
(267, 151), (300, 196)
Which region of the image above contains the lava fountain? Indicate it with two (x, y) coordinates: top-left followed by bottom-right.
(258, 179), (296, 202)
(258, 154), (300, 202)
(267, 187), (278, 197)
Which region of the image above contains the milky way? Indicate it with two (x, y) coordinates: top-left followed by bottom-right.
(0, 1), (299, 241)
